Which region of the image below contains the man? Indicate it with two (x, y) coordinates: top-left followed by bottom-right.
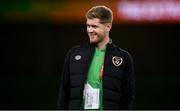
(57, 5), (135, 110)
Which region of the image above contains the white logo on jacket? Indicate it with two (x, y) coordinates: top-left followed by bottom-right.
(112, 56), (123, 67)
(75, 55), (81, 60)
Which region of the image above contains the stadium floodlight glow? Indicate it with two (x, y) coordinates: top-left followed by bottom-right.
(117, 0), (180, 22)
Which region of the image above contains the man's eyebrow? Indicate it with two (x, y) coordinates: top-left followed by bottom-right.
(86, 24), (98, 27)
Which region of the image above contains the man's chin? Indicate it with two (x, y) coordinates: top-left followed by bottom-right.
(89, 40), (97, 44)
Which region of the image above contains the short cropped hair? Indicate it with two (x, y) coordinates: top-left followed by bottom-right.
(86, 6), (113, 23)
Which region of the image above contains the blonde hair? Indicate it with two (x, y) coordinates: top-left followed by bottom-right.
(86, 6), (113, 23)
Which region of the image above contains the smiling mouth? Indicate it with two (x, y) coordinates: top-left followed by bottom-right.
(89, 33), (97, 36)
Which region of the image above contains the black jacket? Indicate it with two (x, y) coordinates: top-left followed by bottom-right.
(57, 42), (135, 110)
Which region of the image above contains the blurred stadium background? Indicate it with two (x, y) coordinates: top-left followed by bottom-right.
(1, 0), (180, 109)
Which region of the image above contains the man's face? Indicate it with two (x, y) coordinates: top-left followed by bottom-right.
(86, 18), (111, 44)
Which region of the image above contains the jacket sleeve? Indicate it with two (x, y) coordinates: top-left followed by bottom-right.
(56, 51), (71, 110)
(120, 52), (135, 109)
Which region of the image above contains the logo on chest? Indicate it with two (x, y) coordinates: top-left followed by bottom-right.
(75, 55), (81, 60)
(112, 56), (123, 67)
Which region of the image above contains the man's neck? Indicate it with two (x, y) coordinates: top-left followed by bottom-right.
(96, 37), (109, 50)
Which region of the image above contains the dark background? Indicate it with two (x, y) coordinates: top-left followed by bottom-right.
(1, 22), (180, 109)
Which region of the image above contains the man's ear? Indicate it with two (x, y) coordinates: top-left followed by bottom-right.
(105, 23), (112, 32)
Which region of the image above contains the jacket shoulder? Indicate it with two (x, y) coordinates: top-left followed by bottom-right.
(66, 44), (87, 56)
(111, 44), (131, 56)
(69, 44), (87, 52)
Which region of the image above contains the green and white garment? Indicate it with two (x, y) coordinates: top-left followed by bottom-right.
(83, 47), (105, 110)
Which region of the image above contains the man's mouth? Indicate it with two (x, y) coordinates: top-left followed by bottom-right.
(89, 33), (96, 37)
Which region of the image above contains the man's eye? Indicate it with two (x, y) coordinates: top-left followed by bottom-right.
(92, 25), (97, 28)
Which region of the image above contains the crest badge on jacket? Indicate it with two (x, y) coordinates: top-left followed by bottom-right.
(112, 56), (123, 67)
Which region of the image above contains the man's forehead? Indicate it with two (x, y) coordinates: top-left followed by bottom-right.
(86, 18), (101, 25)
